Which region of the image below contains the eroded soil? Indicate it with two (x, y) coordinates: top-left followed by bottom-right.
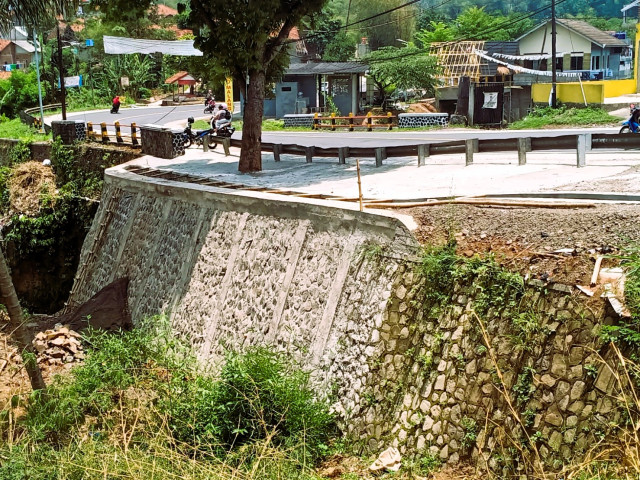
(408, 203), (640, 286)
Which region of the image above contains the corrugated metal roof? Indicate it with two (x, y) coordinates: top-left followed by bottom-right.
(285, 61), (368, 75)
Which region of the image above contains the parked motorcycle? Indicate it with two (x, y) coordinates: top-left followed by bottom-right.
(182, 117), (235, 149)
(620, 103), (640, 134)
(183, 117), (215, 149)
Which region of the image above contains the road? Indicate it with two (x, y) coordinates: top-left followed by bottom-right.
(63, 104), (622, 147)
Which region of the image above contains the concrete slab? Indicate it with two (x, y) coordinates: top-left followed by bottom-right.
(124, 145), (640, 202)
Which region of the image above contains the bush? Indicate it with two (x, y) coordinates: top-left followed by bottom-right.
(509, 106), (619, 129)
(166, 347), (334, 462)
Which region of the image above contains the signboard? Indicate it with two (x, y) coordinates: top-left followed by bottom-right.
(63, 75), (83, 88)
(225, 77), (233, 112)
(121, 76), (129, 87)
(482, 92), (498, 109)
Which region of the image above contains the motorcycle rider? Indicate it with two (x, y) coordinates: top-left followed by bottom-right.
(212, 104), (231, 133)
(111, 95), (121, 114)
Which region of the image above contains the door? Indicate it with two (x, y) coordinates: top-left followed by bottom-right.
(276, 82), (298, 119)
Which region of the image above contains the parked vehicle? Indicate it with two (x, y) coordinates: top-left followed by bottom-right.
(620, 104), (640, 134)
(182, 117), (235, 149)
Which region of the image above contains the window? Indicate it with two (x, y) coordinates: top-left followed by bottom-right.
(570, 56), (583, 70)
(592, 56), (600, 70)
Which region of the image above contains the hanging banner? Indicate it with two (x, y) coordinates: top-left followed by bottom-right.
(62, 75), (83, 87)
(483, 92), (498, 109)
(225, 77), (233, 112)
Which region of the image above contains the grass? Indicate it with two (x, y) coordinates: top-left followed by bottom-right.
(509, 106), (620, 129)
(0, 318), (335, 480)
(0, 117), (50, 142)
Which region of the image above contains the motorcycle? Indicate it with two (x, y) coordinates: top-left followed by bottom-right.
(182, 117), (235, 149)
(620, 104), (640, 134)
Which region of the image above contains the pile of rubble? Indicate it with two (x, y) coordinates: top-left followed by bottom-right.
(32, 324), (85, 365)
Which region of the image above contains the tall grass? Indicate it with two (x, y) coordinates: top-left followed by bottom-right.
(0, 117), (49, 142)
(509, 106), (620, 129)
(0, 318), (334, 480)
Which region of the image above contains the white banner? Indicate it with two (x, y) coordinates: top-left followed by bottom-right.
(63, 75), (82, 87)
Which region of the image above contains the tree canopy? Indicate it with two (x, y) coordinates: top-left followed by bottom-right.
(189, 0), (329, 172)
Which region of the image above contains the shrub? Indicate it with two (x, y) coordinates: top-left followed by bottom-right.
(166, 347), (334, 462)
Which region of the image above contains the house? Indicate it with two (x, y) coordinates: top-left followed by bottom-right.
(261, 27), (369, 118)
(516, 19), (632, 80)
(0, 26), (38, 70)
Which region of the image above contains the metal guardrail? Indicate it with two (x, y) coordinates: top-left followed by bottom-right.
(241, 132), (640, 168)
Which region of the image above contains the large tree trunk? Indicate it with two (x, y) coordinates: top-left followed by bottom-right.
(0, 248), (46, 391)
(239, 69), (266, 173)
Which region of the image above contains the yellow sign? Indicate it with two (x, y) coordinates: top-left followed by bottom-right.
(225, 77), (233, 112)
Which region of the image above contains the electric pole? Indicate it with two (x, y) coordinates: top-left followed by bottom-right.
(551, 0), (557, 108)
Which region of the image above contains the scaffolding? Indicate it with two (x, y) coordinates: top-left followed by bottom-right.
(430, 41), (487, 86)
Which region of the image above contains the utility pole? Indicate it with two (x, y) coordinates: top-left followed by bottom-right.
(33, 29), (45, 130)
(57, 22), (67, 120)
(551, 0), (557, 108)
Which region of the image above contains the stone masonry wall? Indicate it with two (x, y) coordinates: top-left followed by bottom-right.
(68, 164), (626, 473)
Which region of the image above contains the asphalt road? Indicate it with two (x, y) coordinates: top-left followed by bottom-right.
(63, 104), (622, 147)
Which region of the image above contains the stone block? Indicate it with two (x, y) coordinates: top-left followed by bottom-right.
(570, 381), (586, 401)
(545, 412), (563, 427)
(548, 430), (563, 451)
(435, 375), (446, 391)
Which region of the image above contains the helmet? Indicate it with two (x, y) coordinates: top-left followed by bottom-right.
(188, 117), (194, 124)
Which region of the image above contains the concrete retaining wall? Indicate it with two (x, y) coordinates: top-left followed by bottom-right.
(68, 165), (626, 473)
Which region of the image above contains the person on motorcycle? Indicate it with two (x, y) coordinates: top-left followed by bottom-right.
(111, 95), (120, 114)
(205, 89), (213, 104)
(212, 104), (231, 133)
(631, 104), (640, 130)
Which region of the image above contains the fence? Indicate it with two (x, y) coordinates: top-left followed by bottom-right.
(248, 132), (640, 168)
(313, 112), (396, 131)
(86, 122), (140, 146)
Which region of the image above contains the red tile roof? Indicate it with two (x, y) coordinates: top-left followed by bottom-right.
(0, 39), (10, 53)
(165, 71), (189, 83)
(0, 71), (11, 80)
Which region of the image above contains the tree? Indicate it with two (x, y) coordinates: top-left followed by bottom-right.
(365, 45), (440, 108)
(189, 0), (329, 173)
(0, 247), (45, 391)
(350, 0), (418, 49)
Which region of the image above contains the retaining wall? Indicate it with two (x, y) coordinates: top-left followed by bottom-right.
(68, 164), (627, 473)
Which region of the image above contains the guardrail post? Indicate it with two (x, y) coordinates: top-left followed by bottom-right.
(222, 138), (231, 156)
(313, 113), (319, 130)
(100, 122), (109, 143)
(273, 143), (281, 162)
(387, 111), (393, 130)
(465, 139), (475, 166)
(338, 146), (349, 164)
(305, 146), (314, 163)
(87, 122), (94, 141)
(584, 133), (592, 152)
(577, 134), (587, 168)
(349, 113), (354, 132)
(367, 112), (373, 132)
(418, 144), (430, 167)
(330, 112), (336, 131)
(115, 121), (123, 143)
(517, 138), (528, 166)
(375, 147), (386, 167)
(131, 123), (139, 146)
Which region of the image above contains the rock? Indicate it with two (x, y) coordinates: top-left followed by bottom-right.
(570, 381), (586, 401)
(435, 375), (446, 391)
(545, 412), (563, 427)
(548, 430), (563, 451)
(369, 447), (401, 473)
(540, 374), (556, 387)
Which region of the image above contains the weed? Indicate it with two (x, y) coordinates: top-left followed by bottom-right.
(8, 140), (31, 165)
(513, 367), (535, 406)
(509, 106), (619, 130)
(461, 417), (478, 449)
(362, 241), (386, 262)
(585, 364), (598, 379)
